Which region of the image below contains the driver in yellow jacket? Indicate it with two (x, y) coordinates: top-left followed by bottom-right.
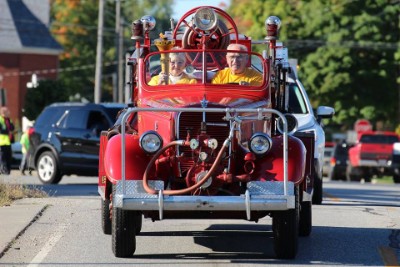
(212, 43), (263, 86)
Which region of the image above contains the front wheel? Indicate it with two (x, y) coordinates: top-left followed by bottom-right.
(36, 151), (62, 184)
(273, 186), (299, 259)
(299, 200), (312, 236)
(112, 207), (137, 258)
(312, 174), (323, 205)
(101, 198), (111, 235)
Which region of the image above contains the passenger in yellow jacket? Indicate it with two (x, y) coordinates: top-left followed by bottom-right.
(148, 48), (196, 85)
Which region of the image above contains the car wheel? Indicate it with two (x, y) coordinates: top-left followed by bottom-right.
(299, 200), (312, 237)
(101, 198), (111, 235)
(312, 174), (323, 205)
(273, 186), (299, 259)
(36, 151), (62, 184)
(346, 165), (361, 182)
(393, 174), (400, 184)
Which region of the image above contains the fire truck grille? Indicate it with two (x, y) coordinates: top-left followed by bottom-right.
(177, 112), (230, 172)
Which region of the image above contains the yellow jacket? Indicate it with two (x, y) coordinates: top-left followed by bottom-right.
(148, 73), (197, 85)
(0, 116), (11, 146)
(211, 68), (263, 86)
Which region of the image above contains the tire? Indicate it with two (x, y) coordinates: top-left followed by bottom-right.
(36, 151), (62, 184)
(346, 165), (361, 182)
(393, 174), (400, 184)
(273, 186), (299, 259)
(101, 198), (111, 235)
(134, 212), (143, 235)
(112, 206), (137, 258)
(299, 200), (312, 237)
(312, 174), (323, 205)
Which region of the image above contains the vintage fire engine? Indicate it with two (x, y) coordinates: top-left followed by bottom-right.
(98, 6), (318, 259)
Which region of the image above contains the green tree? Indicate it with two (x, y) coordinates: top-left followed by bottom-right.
(228, 0), (400, 130)
(49, 0), (173, 102)
(23, 80), (68, 120)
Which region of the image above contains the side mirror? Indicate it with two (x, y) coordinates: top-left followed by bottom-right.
(316, 106), (335, 119)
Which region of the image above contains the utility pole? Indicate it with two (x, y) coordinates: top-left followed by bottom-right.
(118, 17), (124, 103)
(114, 0), (121, 102)
(94, 0), (105, 103)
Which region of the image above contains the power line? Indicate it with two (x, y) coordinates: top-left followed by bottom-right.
(0, 60), (119, 77)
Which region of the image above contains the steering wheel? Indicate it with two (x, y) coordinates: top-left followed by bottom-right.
(172, 6), (239, 50)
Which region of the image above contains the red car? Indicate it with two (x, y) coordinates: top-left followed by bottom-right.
(98, 6), (332, 259)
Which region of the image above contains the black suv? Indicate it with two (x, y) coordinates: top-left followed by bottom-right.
(31, 102), (125, 184)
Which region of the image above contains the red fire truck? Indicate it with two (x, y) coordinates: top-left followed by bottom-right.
(98, 6), (331, 259)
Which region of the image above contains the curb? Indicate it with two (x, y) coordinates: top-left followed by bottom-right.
(0, 199), (47, 258)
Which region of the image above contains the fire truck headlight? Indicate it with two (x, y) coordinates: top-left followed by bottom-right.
(140, 131), (163, 154)
(194, 7), (218, 31)
(249, 133), (272, 155)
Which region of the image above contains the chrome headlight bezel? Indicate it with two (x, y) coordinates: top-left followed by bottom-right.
(139, 131), (163, 154)
(249, 133), (273, 155)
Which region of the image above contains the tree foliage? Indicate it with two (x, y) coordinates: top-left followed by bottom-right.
(49, 0), (173, 102)
(23, 80), (68, 120)
(228, 0), (400, 130)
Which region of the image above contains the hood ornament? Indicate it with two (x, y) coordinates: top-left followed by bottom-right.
(201, 94), (208, 108)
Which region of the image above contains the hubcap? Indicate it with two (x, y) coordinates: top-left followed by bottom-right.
(38, 155), (55, 182)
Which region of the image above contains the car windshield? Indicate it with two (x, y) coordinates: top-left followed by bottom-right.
(360, 134), (399, 144)
(143, 49), (266, 88)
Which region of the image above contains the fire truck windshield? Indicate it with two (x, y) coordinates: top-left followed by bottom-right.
(144, 50), (266, 88)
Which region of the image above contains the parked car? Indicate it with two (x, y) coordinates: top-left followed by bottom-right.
(329, 142), (351, 181)
(30, 102), (125, 184)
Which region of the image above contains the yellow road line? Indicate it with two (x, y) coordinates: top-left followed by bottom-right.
(378, 246), (399, 267)
(323, 192), (341, 202)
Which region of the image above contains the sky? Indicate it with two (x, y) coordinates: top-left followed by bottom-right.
(172, 0), (230, 19)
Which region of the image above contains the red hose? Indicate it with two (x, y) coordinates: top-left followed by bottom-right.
(143, 140), (229, 195)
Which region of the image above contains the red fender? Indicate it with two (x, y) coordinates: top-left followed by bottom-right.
(104, 134), (149, 183)
(254, 135), (306, 184)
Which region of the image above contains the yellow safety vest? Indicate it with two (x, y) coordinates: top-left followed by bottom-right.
(0, 116), (11, 146)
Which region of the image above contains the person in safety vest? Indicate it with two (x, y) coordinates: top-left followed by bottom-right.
(0, 106), (14, 174)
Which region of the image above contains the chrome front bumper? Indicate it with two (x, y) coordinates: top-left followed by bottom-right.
(113, 180), (295, 220)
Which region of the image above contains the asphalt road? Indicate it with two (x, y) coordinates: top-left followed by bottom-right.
(0, 171), (399, 266)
